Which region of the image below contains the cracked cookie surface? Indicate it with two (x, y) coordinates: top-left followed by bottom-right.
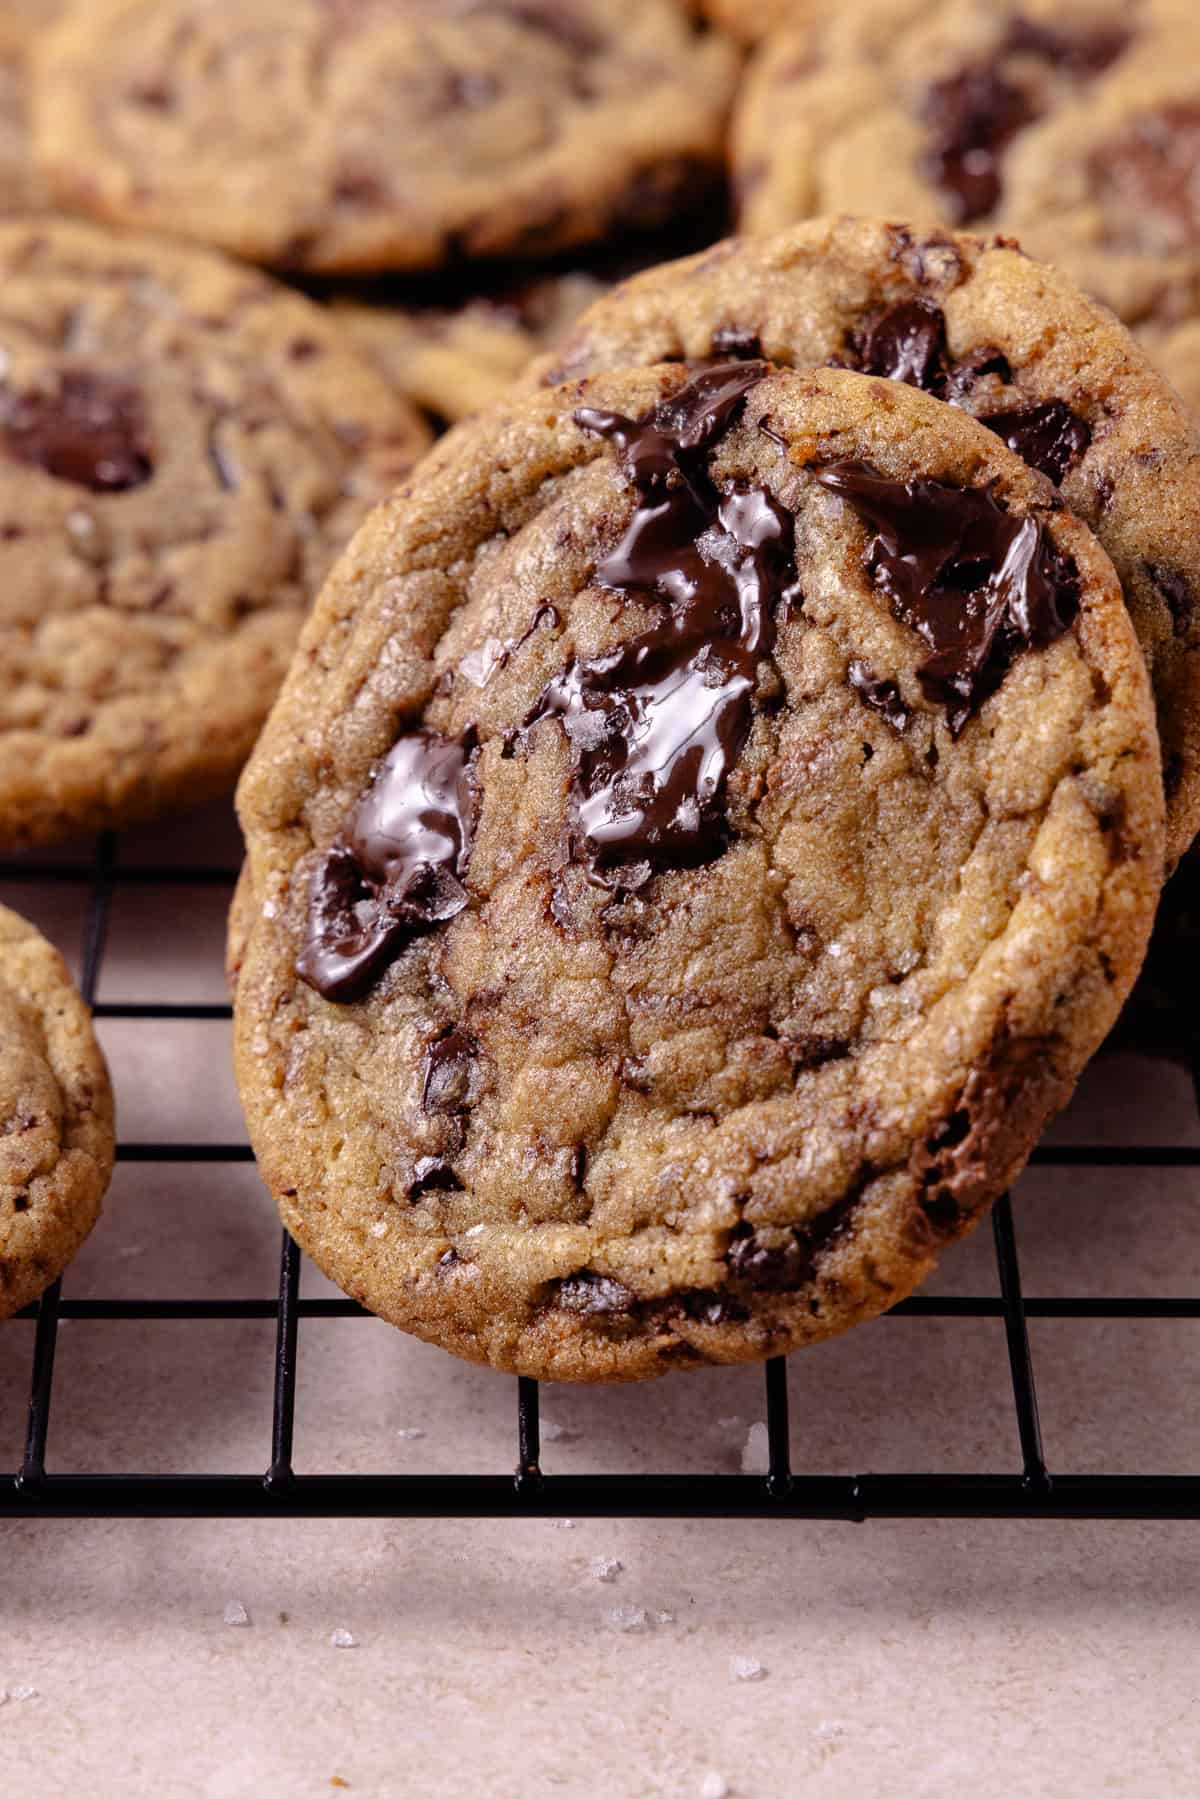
(233, 360), (1162, 1381)
(33, 0), (739, 274)
(534, 217), (1200, 863)
(0, 217), (430, 849)
(732, 0), (1200, 334)
(0, 904), (113, 1318)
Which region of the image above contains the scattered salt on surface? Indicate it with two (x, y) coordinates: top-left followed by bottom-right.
(464, 1224), (485, 1237)
(553, 1518), (576, 1530)
(701, 1775), (730, 1799)
(652, 1610), (675, 1626)
(223, 1600), (250, 1627)
(116, 1244), (145, 1260)
(330, 1629), (358, 1649)
(606, 1606), (648, 1634)
(396, 1427), (425, 1441)
(6, 1685), (37, 1702)
(729, 1656), (766, 1683)
(541, 1420), (576, 1443)
(590, 1556), (622, 1584)
(717, 1415), (742, 1430)
(816, 1720), (847, 1742)
(740, 1422), (770, 1476)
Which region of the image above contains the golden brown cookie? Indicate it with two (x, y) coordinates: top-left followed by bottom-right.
(0, 904), (113, 1317)
(534, 217), (1200, 864)
(0, 50), (44, 214)
(233, 360), (1162, 1381)
(33, 0), (739, 274)
(0, 217), (431, 850)
(1138, 321), (1200, 421)
(732, 0), (1200, 333)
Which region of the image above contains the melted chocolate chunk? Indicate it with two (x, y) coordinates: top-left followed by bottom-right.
(711, 325), (765, 360)
(983, 402), (1091, 486)
(921, 66), (1035, 223)
(851, 299), (1010, 404)
(848, 661), (910, 732)
(298, 730), (478, 1002)
(818, 462), (1078, 735)
(1146, 563), (1194, 636)
(421, 1029), (480, 1114)
(1, 372), (153, 492)
(524, 363), (797, 882)
(727, 1224), (804, 1291)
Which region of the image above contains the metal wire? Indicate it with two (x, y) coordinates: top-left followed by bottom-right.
(3, 834), (1198, 1520)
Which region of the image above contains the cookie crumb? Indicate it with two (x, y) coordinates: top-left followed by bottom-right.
(729, 1656), (767, 1682)
(330, 1628), (358, 1649)
(590, 1556), (623, 1583)
(740, 1421), (770, 1475)
(606, 1605), (648, 1633)
(223, 1600), (250, 1627)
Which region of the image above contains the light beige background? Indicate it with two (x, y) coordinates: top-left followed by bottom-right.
(1, 805), (1197, 1798)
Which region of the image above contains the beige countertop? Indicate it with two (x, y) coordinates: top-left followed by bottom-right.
(1, 805), (1196, 1798)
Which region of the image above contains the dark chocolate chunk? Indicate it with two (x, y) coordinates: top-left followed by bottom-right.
(421, 1029), (480, 1115)
(555, 1270), (634, 1315)
(818, 461), (1078, 735)
(408, 1156), (463, 1199)
(848, 660), (911, 732)
(711, 325), (765, 361)
(727, 1224), (804, 1291)
(921, 66), (1035, 222)
(1, 371), (154, 492)
(523, 362), (797, 883)
(850, 299), (1010, 404)
(1146, 562), (1194, 636)
(298, 730), (478, 1002)
(983, 402), (1091, 485)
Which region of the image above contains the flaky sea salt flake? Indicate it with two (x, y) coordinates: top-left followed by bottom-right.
(330, 1628), (358, 1649)
(701, 1775), (730, 1799)
(606, 1605), (647, 1634)
(729, 1656), (766, 1683)
(590, 1556), (622, 1583)
(223, 1600), (250, 1627)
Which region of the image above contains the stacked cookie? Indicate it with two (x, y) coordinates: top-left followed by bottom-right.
(4, 1), (1200, 1367)
(232, 216), (1195, 1380)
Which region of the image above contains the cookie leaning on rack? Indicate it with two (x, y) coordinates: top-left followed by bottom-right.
(233, 360), (1162, 1381)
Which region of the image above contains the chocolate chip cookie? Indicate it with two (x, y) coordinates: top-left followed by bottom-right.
(696, 0), (800, 45)
(233, 359), (1162, 1381)
(0, 1), (64, 56)
(533, 217), (1200, 863)
(732, 0), (1200, 333)
(0, 903), (114, 1318)
(0, 216), (430, 850)
(33, 0), (739, 274)
(335, 272), (607, 426)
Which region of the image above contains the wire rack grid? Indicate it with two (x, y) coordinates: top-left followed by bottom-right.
(2, 830), (1198, 1522)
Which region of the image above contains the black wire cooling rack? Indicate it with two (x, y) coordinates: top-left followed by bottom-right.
(2, 830), (1199, 1522)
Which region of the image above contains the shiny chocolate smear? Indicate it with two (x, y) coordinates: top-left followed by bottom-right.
(848, 660), (910, 733)
(818, 462), (1078, 735)
(1, 371), (154, 492)
(525, 361), (797, 883)
(421, 1028), (480, 1115)
(298, 730), (478, 1002)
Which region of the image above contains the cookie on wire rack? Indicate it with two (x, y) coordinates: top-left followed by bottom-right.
(232, 358), (1162, 1381)
(0, 216), (430, 850)
(0, 904), (113, 1319)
